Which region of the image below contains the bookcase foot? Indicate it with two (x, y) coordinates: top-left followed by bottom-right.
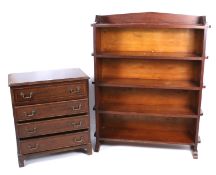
(94, 141), (100, 152)
(198, 136), (201, 143)
(192, 151), (198, 159)
(18, 154), (24, 167)
(191, 145), (198, 159)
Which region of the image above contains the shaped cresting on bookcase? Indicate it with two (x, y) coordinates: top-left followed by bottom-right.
(92, 12), (210, 158)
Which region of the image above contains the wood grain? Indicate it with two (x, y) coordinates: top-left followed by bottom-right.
(14, 99), (88, 122)
(100, 87), (197, 106)
(17, 115), (89, 138)
(99, 87), (198, 116)
(99, 28), (203, 55)
(94, 51), (204, 60)
(12, 81), (88, 106)
(101, 59), (201, 82)
(92, 12), (206, 156)
(20, 131), (89, 154)
(100, 115), (195, 144)
(98, 104), (197, 118)
(9, 68), (92, 166)
(95, 12), (206, 25)
(8, 68), (89, 87)
(97, 78), (201, 90)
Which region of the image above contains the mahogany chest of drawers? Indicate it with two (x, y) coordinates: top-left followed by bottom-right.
(8, 68), (92, 167)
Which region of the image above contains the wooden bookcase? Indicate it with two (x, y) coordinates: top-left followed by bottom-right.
(92, 12), (209, 158)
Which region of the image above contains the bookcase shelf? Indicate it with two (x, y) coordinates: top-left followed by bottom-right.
(100, 115), (195, 145)
(92, 12), (207, 158)
(98, 104), (198, 118)
(100, 129), (194, 145)
(93, 52), (204, 61)
(96, 78), (202, 90)
(92, 23), (207, 29)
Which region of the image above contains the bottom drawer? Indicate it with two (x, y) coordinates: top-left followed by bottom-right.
(20, 131), (89, 154)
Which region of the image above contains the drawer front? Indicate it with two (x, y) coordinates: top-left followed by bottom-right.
(20, 131), (89, 154)
(12, 81), (87, 105)
(17, 115), (89, 138)
(14, 99), (88, 122)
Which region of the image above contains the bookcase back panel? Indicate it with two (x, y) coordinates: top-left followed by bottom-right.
(101, 58), (201, 82)
(100, 114), (195, 144)
(99, 28), (203, 55)
(101, 115), (195, 132)
(100, 87), (198, 111)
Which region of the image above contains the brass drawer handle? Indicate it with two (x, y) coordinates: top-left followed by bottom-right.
(73, 136), (83, 143)
(20, 92), (33, 99)
(24, 110), (36, 117)
(71, 121), (82, 127)
(26, 127), (37, 134)
(69, 86), (81, 94)
(72, 104), (82, 111)
(28, 143), (38, 150)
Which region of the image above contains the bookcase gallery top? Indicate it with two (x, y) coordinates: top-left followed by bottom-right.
(92, 12), (209, 29)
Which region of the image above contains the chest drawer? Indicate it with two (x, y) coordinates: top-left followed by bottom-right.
(17, 115), (89, 138)
(20, 131), (89, 154)
(14, 99), (88, 122)
(12, 81), (87, 105)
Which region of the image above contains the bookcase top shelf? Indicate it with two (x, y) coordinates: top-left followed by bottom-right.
(92, 23), (207, 29)
(92, 12), (208, 29)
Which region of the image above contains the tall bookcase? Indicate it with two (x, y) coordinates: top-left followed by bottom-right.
(92, 12), (209, 158)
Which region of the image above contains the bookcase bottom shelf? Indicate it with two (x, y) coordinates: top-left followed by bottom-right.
(99, 114), (196, 145)
(100, 129), (194, 145)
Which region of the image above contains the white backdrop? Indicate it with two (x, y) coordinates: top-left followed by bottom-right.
(0, 0), (215, 174)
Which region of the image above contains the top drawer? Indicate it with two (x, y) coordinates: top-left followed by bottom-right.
(11, 81), (88, 105)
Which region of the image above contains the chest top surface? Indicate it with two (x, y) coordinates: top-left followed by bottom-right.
(8, 68), (89, 87)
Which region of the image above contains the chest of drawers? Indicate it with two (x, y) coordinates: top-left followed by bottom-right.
(8, 68), (92, 167)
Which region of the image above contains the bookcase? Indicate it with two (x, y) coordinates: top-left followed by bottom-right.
(92, 12), (209, 158)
